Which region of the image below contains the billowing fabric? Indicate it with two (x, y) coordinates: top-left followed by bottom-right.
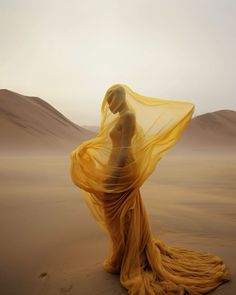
(70, 83), (231, 294)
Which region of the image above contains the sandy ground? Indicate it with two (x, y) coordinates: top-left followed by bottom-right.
(0, 151), (235, 295)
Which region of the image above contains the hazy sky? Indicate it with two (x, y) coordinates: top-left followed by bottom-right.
(1, 0), (235, 125)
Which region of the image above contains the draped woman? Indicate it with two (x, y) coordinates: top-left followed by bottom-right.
(70, 84), (231, 294)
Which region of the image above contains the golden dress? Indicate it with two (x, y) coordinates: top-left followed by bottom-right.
(70, 84), (231, 295)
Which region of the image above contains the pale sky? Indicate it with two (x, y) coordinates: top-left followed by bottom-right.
(0, 0), (235, 125)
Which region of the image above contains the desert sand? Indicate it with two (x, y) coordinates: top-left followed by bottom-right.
(0, 90), (235, 294)
(0, 150), (235, 295)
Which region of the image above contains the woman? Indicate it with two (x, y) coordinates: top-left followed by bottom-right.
(70, 84), (231, 294)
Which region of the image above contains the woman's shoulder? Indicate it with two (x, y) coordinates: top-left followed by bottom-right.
(121, 111), (135, 124)
(120, 112), (136, 131)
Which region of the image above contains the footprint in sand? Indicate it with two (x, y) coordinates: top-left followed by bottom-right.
(39, 272), (47, 278)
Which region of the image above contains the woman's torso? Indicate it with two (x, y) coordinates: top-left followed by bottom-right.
(108, 117), (135, 164)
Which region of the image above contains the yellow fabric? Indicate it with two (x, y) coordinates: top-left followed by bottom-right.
(70, 83), (231, 294)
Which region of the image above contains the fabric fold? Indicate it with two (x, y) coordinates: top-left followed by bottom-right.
(70, 83), (230, 294)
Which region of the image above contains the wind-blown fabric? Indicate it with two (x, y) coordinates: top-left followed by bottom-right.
(70, 84), (231, 294)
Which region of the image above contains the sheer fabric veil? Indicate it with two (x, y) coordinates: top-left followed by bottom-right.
(70, 84), (230, 294)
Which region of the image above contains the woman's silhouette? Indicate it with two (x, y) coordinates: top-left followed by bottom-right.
(70, 84), (231, 294)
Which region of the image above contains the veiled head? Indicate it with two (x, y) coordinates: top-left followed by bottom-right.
(105, 84), (126, 114)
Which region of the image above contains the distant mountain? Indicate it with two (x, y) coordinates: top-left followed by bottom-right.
(0, 89), (96, 155)
(176, 109), (236, 152)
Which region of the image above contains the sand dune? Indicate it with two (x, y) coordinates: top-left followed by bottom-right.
(82, 125), (100, 133)
(81, 110), (236, 154)
(1, 89), (235, 155)
(0, 89), (95, 155)
(175, 110), (236, 152)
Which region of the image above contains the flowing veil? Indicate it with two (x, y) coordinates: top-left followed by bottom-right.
(70, 84), (230, 294)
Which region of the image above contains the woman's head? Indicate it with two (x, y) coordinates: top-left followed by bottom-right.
(105, 84), (126, 114)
